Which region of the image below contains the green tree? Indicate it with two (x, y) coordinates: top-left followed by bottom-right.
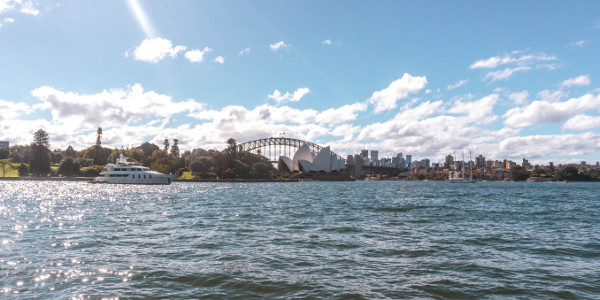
(138, 142), (159, 159)
(510, 165), (530, 181)
(163, 139), (169, 152)
(18, 163), (28, 176)
(170, 139), (180, 157)
(29, 129), (51, 176)
(96, 127), (103, 146)
(57, 157), (80, 177)
(65, 145), (76, 157)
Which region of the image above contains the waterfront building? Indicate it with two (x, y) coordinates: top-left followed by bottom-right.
(476, 154), (485, 168)
(445, 154), (453, 169)
(405, 155), (412, 169)
(371, 150), (379, 164)
(278, 144), (345, 174)
(0, 141), (8, 149)
(360, 149), (369, 159)
(522, 158), (531, 168)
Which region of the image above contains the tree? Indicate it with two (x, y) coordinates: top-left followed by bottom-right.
(65, 145), (76, 157)
(57, 157), (80, 177)
(18, 163), (28, 176)
(163, 139), (170, 152)
(96, 127), (103, 147)
(138, 142), (159, 158)
(29, 129), (51, 176)
(170, 139), (180, 157)
(510, 165), (530, 181)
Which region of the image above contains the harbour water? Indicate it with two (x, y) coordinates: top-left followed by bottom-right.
(1, 181), (599, 299)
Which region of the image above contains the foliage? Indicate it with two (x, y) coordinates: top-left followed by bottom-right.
(138, 142), (160, 158)
(170, 139), (180, 157)
(148, 150), (176, 174)
(81, 165), (103, 177)
(65, 145), (77, 157)
(57, 157), (80, 177)
(18, 163), (28, 176)
(510, 165), (530, 181)
(29, 129), (51, 176)
(96, 127), (102, 146)
(557, 165), (592, 181)
(8, 145), (30, 163)
(80, 145), (112, 166)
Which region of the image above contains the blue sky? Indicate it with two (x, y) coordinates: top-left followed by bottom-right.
(1, 0), (599, 164)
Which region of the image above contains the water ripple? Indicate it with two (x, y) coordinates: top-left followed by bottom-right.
(0, 181), (599, 298)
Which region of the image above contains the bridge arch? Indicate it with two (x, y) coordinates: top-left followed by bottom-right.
(225, 137), (344, 163)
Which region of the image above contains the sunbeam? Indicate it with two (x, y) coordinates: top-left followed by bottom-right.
(126, 0), (156, 38)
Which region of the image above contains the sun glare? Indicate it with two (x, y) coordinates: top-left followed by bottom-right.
(126, 0), (156, 38)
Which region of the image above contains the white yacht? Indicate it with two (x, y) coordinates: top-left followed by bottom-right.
(89, 154), (176, 185)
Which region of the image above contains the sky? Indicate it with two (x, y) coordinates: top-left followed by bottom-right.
(1, 0), (600, 164)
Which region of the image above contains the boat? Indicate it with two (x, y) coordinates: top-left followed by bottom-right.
(449, 151), (476, 183)
(89, 154), (176, 185)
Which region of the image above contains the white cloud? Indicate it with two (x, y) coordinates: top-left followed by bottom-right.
(270, 41), (290, 51)
(267, 87), (310, 105)
(508, 90), (529, 105)
(316, 103), (368, 124)
(470, 52), (557, 69)
(0, 98), (31, 121)
(214, 56), (225, 64)
(561, 75), (590, 87)
(322, 39), (332, 45)
(485, 66), (530, 82)
(4, 17), (14, 23)
(562, 114), (600, 131)
(447, 79), (469, 90)
(184, 47), (212, 63)
(503, 93), (600, 128)
(19, 0), (38, 15)
(238, 47), (250, 55)
(537, 88), (568, 103)
(132, 38), (186, 63)
(368, 73), (428, 113)
(497, 132), (600, 159)
(30, 84), (204, 129)
(573, 40), (587, 47)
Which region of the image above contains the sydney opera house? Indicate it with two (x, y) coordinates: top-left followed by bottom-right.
(278, 144), (346, 174)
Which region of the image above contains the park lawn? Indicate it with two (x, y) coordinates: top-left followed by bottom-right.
(178, 171), (194, 180)
(0, 162), (19, 177)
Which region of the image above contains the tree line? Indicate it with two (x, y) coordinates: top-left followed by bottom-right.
(1, 129), (276, 180)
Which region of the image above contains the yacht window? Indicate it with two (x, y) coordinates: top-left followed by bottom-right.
(143, 174), (146, 179)
(149, 175), (152, 179)
(138, 174), (141, 179)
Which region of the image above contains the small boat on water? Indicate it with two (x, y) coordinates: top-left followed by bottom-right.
(89, 154), (176, 185)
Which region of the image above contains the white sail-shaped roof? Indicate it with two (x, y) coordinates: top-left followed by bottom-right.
(293, 144), (314, 163)
(298, 160), (314, 173)
(278, 156), (294, 173)
(330, 153), (339, 172)
(313, 146), (331, 172)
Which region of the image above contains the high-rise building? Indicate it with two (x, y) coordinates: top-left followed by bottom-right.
(476, 154), (485, 168)
(0, 141), (8, 149)
(405, 155), (412, 169)
(360, 149), (368, 159)
(445, 154), (454, 169)
(371, 150), (379, 163)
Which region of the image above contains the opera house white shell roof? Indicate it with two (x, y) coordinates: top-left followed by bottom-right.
(278, 144), (346, 174)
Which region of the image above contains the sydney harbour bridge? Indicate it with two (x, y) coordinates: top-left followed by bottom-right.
(225, 137), (344, 163)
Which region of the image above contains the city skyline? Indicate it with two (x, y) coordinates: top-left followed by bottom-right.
(1, 1), (600, 165)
